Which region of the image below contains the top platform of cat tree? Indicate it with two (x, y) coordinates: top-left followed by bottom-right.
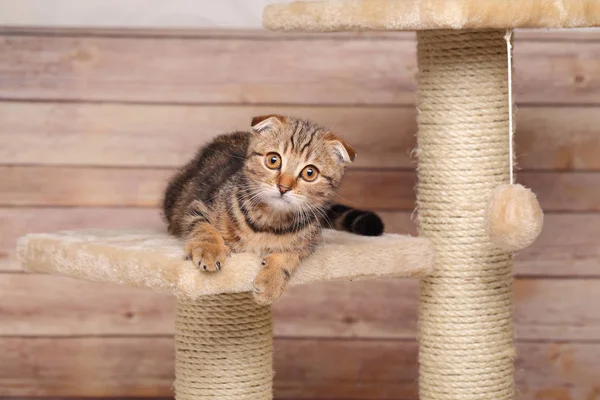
(17, 229), (434, 299)
(263, 0), (600, 32)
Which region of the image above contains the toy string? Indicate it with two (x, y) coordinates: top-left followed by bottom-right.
(504, 29), (514, 185)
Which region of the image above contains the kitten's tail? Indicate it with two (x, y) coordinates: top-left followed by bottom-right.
(323, 204), (384, 236)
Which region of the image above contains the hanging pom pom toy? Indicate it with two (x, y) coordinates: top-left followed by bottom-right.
(485, 183), (543, 252)
(485, 31), (543, 253)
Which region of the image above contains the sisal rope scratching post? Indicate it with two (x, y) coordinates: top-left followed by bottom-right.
(175, 293), (273, 400)
(416, 30), (514, 399)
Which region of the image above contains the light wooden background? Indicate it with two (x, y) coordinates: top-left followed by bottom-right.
(1, 27), (600, 400)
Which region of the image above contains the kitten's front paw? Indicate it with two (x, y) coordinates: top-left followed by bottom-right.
(184, 239), (230, 272)
(253, 258), (289, 305)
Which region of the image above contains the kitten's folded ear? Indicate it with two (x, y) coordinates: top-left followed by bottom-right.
(251, 114), (286, 133)
(324, 132), (356, 163)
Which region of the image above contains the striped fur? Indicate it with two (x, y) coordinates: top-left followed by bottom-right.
(324, 204), (384, 237)
(163, 115), (383, 304)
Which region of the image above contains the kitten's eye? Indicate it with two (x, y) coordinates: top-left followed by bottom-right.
(300, 165), (319, 182)
(265, 152), (282, 169)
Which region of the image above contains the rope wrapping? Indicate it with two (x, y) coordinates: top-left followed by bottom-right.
(416, 30), (515, 400)
(175, 292), (273, 399)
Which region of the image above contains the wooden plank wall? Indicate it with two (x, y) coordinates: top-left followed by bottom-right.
(1, 28), (600, 399)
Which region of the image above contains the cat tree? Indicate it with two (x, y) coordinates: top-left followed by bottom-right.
(18, 229), (434, 399)
(261, 1), (597, 399)
(16, 1), (598, 399)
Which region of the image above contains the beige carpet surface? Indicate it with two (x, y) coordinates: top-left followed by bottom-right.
(18, 229), (435, 299)
(263, 0), (600, 31)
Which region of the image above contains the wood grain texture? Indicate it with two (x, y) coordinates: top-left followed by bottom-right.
(1, 35), (599, 105)
(0, 26), (415, 39)
(2, 102), (600, 171)
(2, 208), (599, 277)
(0, 27), (596, 41)
(1, 337), (598, 399)
(517, 107), (600, 170)
(1, 166), (599, 212)
(0, 103), (417, 169)
(519, 172), (600, 212)
(0, 166), (172, 207)
(0, 36), (417, 105)
(2, 273), (600, 342)
(0, 274), (174, 337)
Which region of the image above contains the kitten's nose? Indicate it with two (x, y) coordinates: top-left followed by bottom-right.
(277, 184), (292, 195)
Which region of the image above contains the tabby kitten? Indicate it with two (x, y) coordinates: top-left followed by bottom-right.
(163, 115), (383, 304)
